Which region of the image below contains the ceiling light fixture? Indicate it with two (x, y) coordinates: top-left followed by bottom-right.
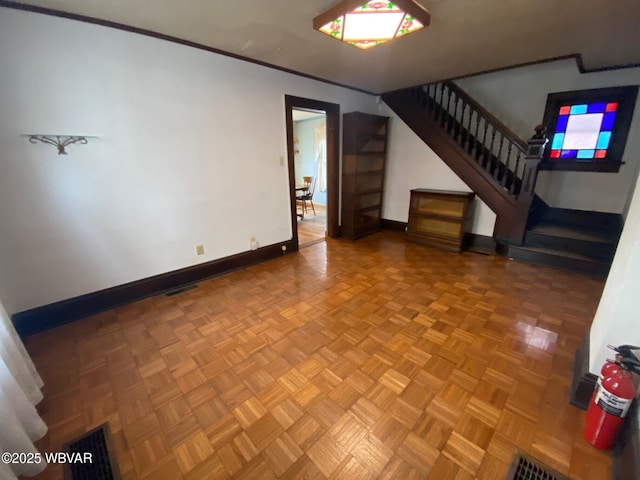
(313, 0), (431, 50)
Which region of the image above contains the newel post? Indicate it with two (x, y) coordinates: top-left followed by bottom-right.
(510, 125), (548, 245)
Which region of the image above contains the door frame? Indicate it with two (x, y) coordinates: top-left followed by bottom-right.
(285, 95), (340, 248)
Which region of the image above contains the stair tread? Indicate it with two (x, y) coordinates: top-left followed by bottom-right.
(528, 223), (619, 243)
(510, 244), (608, 263)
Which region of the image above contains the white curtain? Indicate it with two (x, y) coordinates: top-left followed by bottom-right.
(0, 301), (47, 478)
(314, 123), (327, 193)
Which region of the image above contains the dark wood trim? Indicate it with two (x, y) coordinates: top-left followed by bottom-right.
(12, 240), (294, 337)
(445, 81), (527, 152)
(539, 161), (623, 173)
(613, 401), (640, 480)
(570, 329), (598, 410)
(466, 233), (496, 255)
(381, 218), (407, 232)
(285, 96), (340, 241)
(449, 54), (640, 89)
(0, 1), (374, 96)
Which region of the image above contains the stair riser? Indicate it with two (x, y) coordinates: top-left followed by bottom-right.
(540, 210), (623, 233)
(508, 246), (611, 277)
(524, 231), (617, 261)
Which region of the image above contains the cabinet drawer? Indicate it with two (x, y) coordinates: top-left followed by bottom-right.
(412, 197), (465, 218)
(410, 216), (462, 240)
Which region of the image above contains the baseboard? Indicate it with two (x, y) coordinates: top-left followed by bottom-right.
(380, 218), (407, 232)
(613, 401), (640, 480)
(12, 240), (295, 337)
(466, 233), (496, 255)
(570, 329), (597, 410)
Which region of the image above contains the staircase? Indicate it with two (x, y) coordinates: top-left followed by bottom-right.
(382, 81), (622, 276)
(382, 81), (537, 244)
(508, 204), (622, 276)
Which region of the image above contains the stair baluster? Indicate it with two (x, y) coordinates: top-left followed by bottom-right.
(459, 101), (467, 145)
(511, 150), (521, 195)
(506, 142), (514, 192)
(444, 86), (452, 130)
(498, 135), (506, 187)
(481, 121), (489, 166)
(487, 127), (496, 178)
(452, 94), (461, 138)
(473, 112), (481, 158)
(437, 83), (445, 124)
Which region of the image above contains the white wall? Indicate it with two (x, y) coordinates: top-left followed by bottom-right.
(456, 59), (640, 215)
(379, 103), (497, 237)
(0, 9), (378, 314)
(589, 173), (640, 374)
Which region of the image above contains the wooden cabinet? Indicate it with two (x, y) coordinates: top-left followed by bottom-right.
(407, 189), (475, 252)
(341, 112), (389, 240)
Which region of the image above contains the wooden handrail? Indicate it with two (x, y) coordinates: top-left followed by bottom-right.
(443, 80), (527, 152)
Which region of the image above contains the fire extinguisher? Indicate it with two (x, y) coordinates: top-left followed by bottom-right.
(584, 359), (636, 449)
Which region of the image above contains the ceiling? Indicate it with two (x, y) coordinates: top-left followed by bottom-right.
(8, 0), (640, 94)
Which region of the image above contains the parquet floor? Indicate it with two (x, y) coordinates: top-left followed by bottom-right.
(26, 231), (611, 479)
(297, 204), (326, 247)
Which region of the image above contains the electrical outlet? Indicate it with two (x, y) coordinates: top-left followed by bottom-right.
(196, 245), (204, 255)
(279, 155), (284, 166)
(250, 237), (258, 251)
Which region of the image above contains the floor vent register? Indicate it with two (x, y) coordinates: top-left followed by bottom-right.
(505, 452), (571, 480)
(63, 423), (121, 480)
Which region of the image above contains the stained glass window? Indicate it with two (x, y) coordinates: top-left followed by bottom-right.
(548, 101), (617, 161)
(542, 86), (637, 172)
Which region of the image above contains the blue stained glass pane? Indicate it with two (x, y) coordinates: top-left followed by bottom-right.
(551, 133), (565, 150)
(555, 115), (569, 133)
(570, 104), (588, 114)
(601, 112), (616, 130)
(577, 149), (595, 159)
(587, 103), (606, 113)
(596, 131), (612, 150)
(560, 150), (577, 158)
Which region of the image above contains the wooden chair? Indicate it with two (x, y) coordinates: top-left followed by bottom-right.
(296, 177), (316, 215)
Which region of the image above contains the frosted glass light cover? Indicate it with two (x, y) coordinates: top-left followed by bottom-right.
(562, 113), (603, 150)
(343, 12), (405, 40)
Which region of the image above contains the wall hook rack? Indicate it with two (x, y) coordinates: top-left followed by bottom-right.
(25, 135), (92, 155)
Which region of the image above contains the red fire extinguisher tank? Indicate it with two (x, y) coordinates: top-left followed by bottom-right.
(584, 368), (635, 449)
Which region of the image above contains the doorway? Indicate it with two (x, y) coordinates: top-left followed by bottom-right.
(292, 108), (327, 247)
(284, 96), (340, 250)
